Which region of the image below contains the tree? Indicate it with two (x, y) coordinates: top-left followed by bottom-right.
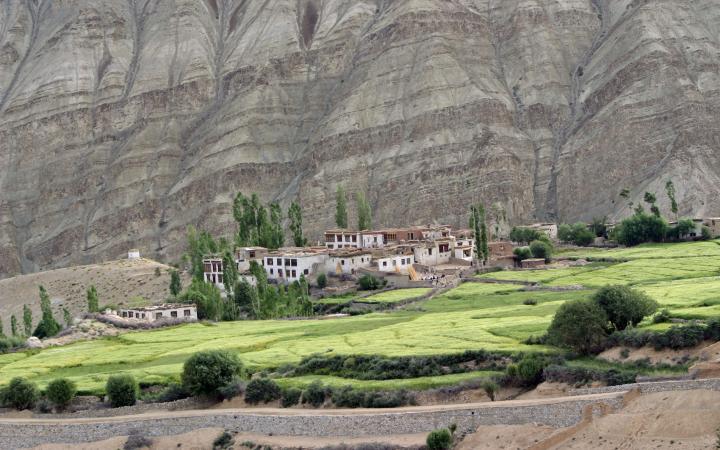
(316, 273), (327, 289)
(269, 202), (284, 249)
(546, 300), (610, 355)
(530, 240), (552, 261)
(86, 285), (99, 313)
(62, 308), (72, 328)
(513, 247), (532, 261)
(33, 286), (60, 339)
(426, 428), (452, 450)
(22, 305), (32, 337)
(644, 192), (660, 217)
(674, 219), (696, 240)
(105, 374), (138, 407)
(169, 270), (182, 297)
(244, 378), (281, 404)
(665, 180), (678, 221)
(46, 378), (76, 411)
(481, 380), (499, 401)
(179, 279), (224, 321)
(4, 378), (39, 410)
(613, 213), (668, 246)
(335, 185), (348, 229)
(288, 201), (307, 247)
(356, 191), (372, 231)
(182, 350), (243, 397)
(221, 250), (238, 295)
(593, 285), (658, 330)
(10, 316), (18, 337)
(590, 217), (607, 238)
(509, 227), (544, 245)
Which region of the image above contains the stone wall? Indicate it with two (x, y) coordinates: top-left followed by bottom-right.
(0, 395), (623, 448)
(570, 378), (720, 396)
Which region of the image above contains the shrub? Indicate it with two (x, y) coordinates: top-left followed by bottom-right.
(218, 377), (245, 400)
(514, 355), (549, 387)
(523, 298), (538, 306)
(358, 275), (383, 291)
(182, 350), (243, 397)
(124, 434), (153, 450)
(481, 380), (499, 401)
(244, 378), (281, 404)
(317, 273), (328, 289)
(302, 380), (327, 407)
(509, 227), (545, 244)
(530, 240), (553, 261)
(46, 378), (76, 410)
(513, 247), (532, 261)
(106, 374), (138, 407)
(4, 377), (39, 410)
(613, 212), (668, 246)
(426, 428), (452, 450)
(653, 309), (671, 324)
(701, 226), (713, 240)
(559, 223), (595, 246)
(212, 431), (234, 450)
(281, 387), (302, 407)
(332, 386), (366, 408)
(0, 336), (25, 354)
(593, 285), (658, 330)
(547, 300), (609, 355)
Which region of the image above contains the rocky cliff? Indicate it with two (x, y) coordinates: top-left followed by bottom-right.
(1, 0), (719, 277)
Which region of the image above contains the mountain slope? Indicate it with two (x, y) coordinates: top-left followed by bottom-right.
(0, 0), (719, 277)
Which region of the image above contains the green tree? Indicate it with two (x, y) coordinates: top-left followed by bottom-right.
(221, 250), (238, 295)
(546, 300), (609, 355)
(665, 180), (678, 221)
(5, 377), (39, 410)
(105, 374), (138, 407)
(316, 273), (327, 289)
(644, 192), (660, 217)
(674, 218), (696, 240)
(62, 308), (72, 328)
(33, 286), (60, 339)
(86, 285), (99, 313)
(590, 217), (607, 237)
(509, 227), (544, 244)
(356, 191), (372, 231)
(182, 350), (243, 397)
(335, 185), (348, 229)
(530, 240), (552, 261)
(269, 202), (284, 249)
(288, 201), (307, 247)
(22, 305), (32, 337)
(169, 270), (182, 297)
(179, 280), (224, 321)
(0, 319), (4, 337)
(426, 428), (452, 450)
(558, 223), (595, 246)
(10, 316), (17, 337)
(46, 378), (77, 411)
(613, 212), (668, 246)
(513, 247), (532, 261)
(593, 285), (658, 330)
(233, 279), (257, 314)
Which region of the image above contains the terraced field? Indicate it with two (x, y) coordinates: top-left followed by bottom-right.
(1, 241), (719, 393)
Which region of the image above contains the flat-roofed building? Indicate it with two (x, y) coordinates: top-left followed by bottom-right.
(263, 248), (329, 283)
(326, 249), (373, 275)
(324, 230), (362, 250)
(118, 304), (198, 322)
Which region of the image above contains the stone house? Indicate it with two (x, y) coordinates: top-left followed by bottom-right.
(326, 249), (373, 275)
(262, 248), (328, 283)
(118, 304), (197, 322)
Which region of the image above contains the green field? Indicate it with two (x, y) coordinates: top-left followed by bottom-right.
(361, 288), (432, 303)
(277, 371), (501, 391)
(2, 240), (720, 393)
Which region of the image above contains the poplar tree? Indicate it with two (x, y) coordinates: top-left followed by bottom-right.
(169, 270), (182, 297)
(87, 285), (99, 313)
(10, 315), (18, 337)
(665, 180), (678, 221)
(335, 186), (348, 229)
(23, 305), (32, 337)
(356, 192), (372, 231)
(34, 285), (60, 338)
(289, 201), (307, 247)
(63, 308), (73, 328)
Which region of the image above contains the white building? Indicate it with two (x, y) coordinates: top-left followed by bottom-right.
(324, 230), (362, 250)
(326, 250), (373, 275)
(236, 247), (268, 272)
(412, 240), (453, 266)
(203, 258), (224, 288)
(361, 231), (385, 249)
(118, 304), (197, 322)
(128, 249), (141, 260)
(375, 252), (415, 274)
(263, 248), (328, 283)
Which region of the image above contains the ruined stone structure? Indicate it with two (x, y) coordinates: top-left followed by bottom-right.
(1, 1), (719, 277)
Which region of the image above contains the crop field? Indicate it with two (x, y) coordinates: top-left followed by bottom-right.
(277, 371), (502, 391)
(361, 288), (432, 303)
(1, 240), (719, 393)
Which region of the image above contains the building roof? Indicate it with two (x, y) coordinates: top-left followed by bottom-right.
(329, 248), (372, 258)
(265, 247), (329, 257)
(120, 304), (195, 312)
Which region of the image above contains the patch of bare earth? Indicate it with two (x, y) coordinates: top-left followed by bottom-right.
(0, 259), (190, 332)
(599, 341), (720, 367)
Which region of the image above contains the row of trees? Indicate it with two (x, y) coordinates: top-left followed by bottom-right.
(469, 204), (489, 263)
(335, 186), (373, 230)
(233, 193), (307, 249)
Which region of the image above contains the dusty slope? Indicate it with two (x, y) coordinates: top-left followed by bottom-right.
(1, 0), (719, 277)
(0, 258), (189, 333)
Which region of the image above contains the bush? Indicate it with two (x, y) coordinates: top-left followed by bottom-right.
(481, 380), (499, 401)
(332, 386), (366, 408)
(212, 431), (234, 450)
(46, 378), (76, 410)
(106, 374), (138, 407)
(358, 275), (383, 291)
(593, 285), (658, 330)
(218, 377), (245, 400)
(653, 309), (671, 324)
(302, 380), (327, 407)
(613, 213), (668, 246)
(244, 378), (281, 404)
(547, 300), (609, 355)
(124, 434), (153, 450)
(523, 298), (538, 306)
(514, 355), (549, 386)
(426, 428), (453, 450)
(4, 377), (39, 410)
(513, 247), (532, 261)
(701, 226), (713, 240)
(281, 387), (302, 407)
(317, 273), (328, 289)
(182, 350), (243, 397)
(559, 223), (595, 246)
(0, 336), (26, 354)
(155, 383), (190, 403)
(509, 227), (545, 244)
(529, 240), (553, 261)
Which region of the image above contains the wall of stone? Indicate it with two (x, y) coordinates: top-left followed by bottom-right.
(570, 378), (720, 396)
(0, 395), (623, 448)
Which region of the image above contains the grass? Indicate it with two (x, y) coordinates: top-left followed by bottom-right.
(2, 240), (720, 393)
(276, 371), (501, 391)
(313, 293), (358, 305)
(361, 288), (432, 303)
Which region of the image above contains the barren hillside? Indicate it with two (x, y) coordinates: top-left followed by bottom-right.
(0, 258), (189, 333)
(1, 0), (719, 277)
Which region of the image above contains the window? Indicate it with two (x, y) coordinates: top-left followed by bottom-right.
(304, 269), (309, 275)
(292, 270), (297, 278)
(267, 258), (273, 266)
(141, 313), (146, 319)
(128, 311), (134, 318)
(184, 309), (191, 317)
(171, 311), (178, 318)
(276, 258), (282, 265)
(156, 313), (162, 319)
(122, 311), (127, 318)
(341, 260), (345, 266)
(291, 259), (298, 267)
(383, 261), (387, 267)
(428, 248), (433, 255)
(249, 250), (255, 258)
(270, 268), (274, 275)
(279, 269), (284, 277)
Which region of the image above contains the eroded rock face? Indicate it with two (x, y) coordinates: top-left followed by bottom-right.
(0, 0), (718, 277)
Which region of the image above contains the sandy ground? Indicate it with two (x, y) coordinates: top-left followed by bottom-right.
(0, 258), (189, 332)
(459, 389), (720, 450)
(599, 340), (720, 366)
(28, 428), (427, 450)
